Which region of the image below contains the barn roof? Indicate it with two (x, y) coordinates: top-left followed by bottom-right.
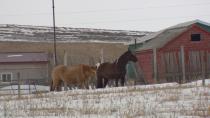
(0, 52), (48, 63)
(131, 19), (210, 51)
(0, 24), (151, 44)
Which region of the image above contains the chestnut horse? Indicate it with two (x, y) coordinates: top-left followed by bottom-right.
(50, 64), (97, 91)
(96, 50), (137, 88)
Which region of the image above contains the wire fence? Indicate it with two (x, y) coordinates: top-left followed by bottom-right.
(0, 77), (49, 97)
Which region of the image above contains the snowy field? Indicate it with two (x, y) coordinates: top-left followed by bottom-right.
(0, 80), (210, 118)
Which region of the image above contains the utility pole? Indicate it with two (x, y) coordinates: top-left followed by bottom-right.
(52, 0), (57, 66)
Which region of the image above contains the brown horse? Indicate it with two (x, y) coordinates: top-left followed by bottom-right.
(50, 64), (97, 91)
(96, 50), (137, 88)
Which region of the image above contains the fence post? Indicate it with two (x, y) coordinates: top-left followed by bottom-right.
(153, 48), (157, 83)
(4, 102), (7, 117)
(100, 48), (104, 63)
(180, 46), (186, 83)
(28, 80), (31, 94)
(64, 50), (68, 91)
(17, 72), (21, 99)
(201, 51), (205, 86)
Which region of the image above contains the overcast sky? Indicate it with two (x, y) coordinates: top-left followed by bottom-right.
(0, 0), (210, 31)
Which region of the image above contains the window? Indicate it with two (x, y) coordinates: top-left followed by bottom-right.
(191, 34), (201, 41)
(1, 73), (12, 82)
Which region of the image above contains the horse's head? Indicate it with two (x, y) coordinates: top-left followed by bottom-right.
(95, 62), (100, 69)
(90, 66), (97, 73)
(82, 65), (97, 78)
(127, 50), (137, 62)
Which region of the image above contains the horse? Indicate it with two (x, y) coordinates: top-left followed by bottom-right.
(50, 64), (97, 91)
(96, 50), (137, 88)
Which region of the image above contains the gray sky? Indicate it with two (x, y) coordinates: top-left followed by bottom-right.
(0, 0), (210, 31)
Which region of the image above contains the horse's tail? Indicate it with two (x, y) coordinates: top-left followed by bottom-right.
(50, 65), (66, 91)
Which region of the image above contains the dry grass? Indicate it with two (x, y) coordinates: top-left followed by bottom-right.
(0, 82), (210, 117)
(208, 106), (210, 116)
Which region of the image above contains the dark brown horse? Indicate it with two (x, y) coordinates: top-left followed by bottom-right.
(96, 50), (137, 88)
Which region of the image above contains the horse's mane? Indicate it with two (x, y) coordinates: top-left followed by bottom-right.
(114, 50), (131, 67)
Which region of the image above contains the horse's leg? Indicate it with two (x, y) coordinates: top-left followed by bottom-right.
(115, 78), (119, 87)
(85, 80), (89, 89)
(81, 81), (87, 89)
(52, 78), (59, 91)
(56, 80), (62, 91)
(68, 85), (72, 90)
(96, 75), (103, 88)
(83, 77), (90, 89)
(120, 77), (125, 86)
(103, 78), (108, 88)
(50, 80), (54, 91)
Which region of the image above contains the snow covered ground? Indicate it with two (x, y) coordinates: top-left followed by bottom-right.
(0, 79), (210, 118)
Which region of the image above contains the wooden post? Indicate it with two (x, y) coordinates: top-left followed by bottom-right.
(64, 50), (68, 66)
(153, 48), (157, 83)
(4, 102), (7, 117)
(180, 46), (186, 83)
(17, 72), (21, 99)
(132, 63), (144, 84)
(63, 50), (68, 91)
(29, 80), (31, 94)
(134, 39), (137, 49)
(201, 51), (205, 86)
(46, 52), (50, 86)
(100, 48), (104, 63)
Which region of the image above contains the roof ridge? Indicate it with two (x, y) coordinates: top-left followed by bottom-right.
(166, 19), (210, 30)
(128, 19), (210, 45)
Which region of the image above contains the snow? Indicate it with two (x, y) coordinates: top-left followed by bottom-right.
(0, 24), (151, 44)
(0, 79), (210, 117)
(7, 55), (23, 57)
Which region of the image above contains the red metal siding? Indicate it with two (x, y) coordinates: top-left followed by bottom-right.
(158, 25), (210, 83)
(137, 24), (210, 84)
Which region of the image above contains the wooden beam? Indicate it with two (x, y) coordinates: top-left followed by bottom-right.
(17, 72), (21, 99)
(180, 46), (186, 83)
(201, 50), (205, 86)
(153, 48), (157, 83)
(64, 50), (68, 66)
(63, 50), (68, 91)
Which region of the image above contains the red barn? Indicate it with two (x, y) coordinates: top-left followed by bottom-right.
(133, 20), (210, 84)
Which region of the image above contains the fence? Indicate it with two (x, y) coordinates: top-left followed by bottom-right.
(0, 72), (49, 97)
(154, 46), (209, 85)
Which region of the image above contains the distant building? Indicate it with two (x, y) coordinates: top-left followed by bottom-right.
(0, 52), (48, 85)
(128, 20), (210, 84)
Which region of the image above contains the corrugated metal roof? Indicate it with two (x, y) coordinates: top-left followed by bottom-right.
(137, 27), (188, 51)
(0, 52), (48, 63)
(134, 19), (210, 51)
(168, 19), (210, 29)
